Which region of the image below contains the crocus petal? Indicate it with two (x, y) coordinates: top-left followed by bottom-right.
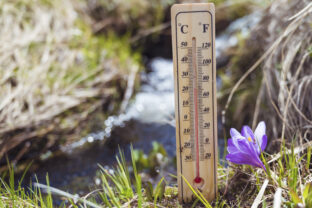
(250, 140), (261, 156)
(260, 135), (267, 151)
(230, 128), (242, 138)
(226, 152), (252, 165)
(236, 139), (261, 166)
(227, 123), (267, 171)
(241, 125), (255, 140)
(226, 152), (265, 169)
(230, 128), (246, 152)
(254, 121), (266, 150)
(227, 139), (239, 153)
(231, 135), (251, 153)
(236, 139), (257, 156)
(229, 135), (259, 159)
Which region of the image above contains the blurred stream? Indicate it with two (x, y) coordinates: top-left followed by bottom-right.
(29, 11), (261, 195)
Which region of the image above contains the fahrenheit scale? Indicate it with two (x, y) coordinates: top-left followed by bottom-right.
(171, 3), (217, 203)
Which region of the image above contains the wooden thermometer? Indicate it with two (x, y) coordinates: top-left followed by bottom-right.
(171, 3), (217, 203)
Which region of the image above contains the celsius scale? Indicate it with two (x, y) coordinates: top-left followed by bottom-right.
(171, 3), (218, 203)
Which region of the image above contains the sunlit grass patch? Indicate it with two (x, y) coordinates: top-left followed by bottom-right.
(97, 145), (178, 208)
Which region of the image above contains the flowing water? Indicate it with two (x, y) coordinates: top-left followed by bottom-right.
(29, 12), (261, 195)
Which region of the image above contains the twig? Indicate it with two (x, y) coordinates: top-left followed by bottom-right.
(251, 179), (269, 208)
(34, 183), (101, 208)
(252, 78), (265, 129)
(120, 65), (139, 113)
(93, 18), (114, 33)
(121, 195), (138, 208)
(273, 188), (282, 208)
(263, 70), (289, 125)
(130, 22), (170, 43)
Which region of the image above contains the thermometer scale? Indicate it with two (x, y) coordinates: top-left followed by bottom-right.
(171, 3), (217, 203)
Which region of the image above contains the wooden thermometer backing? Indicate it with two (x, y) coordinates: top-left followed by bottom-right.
(171, 3), (217, 203)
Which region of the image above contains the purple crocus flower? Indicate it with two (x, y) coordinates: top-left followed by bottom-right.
(226, 121), (267, 170)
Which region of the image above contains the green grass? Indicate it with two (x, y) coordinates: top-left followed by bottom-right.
(0, 163), (55, 208)
(97, 145), (177, 207)
(0, 139), (311, 207)
(218, 140), (312, 207)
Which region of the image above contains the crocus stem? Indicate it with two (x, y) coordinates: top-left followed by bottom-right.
(260, 152), (270, 174)
(260, 152), (283, 188)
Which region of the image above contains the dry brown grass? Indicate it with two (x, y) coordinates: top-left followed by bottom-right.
(223, 0), (312, 150)
(260, 0), (312, 145)
(0, 0), (140, 160)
